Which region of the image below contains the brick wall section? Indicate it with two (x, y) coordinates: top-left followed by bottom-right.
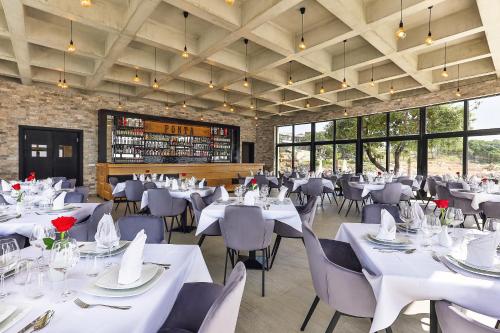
(0, 78), (256, 193)
(255, 78), (500, 170)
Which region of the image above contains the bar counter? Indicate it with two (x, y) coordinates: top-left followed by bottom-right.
(96, 162), (264, 200)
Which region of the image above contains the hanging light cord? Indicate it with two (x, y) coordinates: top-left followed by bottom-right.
(400, 0), (403, 23)
(457, 64), (460, 88)
(63, 52), (66, 80)
(371, 64), (374, 81)
(301, 10), (304, 39)
(154, 47), (157, 77)
(343, 40), (347, 79)
(428, 6), (432, 34)
(444, 43), (447, 68)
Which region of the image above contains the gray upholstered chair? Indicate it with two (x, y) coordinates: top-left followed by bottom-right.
(270, 197), (318, 269)
(124, 180), (144, 215)
(301, 178), (323, 203)
(64, 192), (84, 203)
(0, 234), (28, 249)
(480, 201), (500, 227)
(69, 201), (113, 241)
(435, 301), (498, 333)
(148, 188), (187, 244)
(221, 205), (274, 297)
(61, 178), (76, 189)
(109, 177), (126, 211)
(284, 178), (303, 205)
(338, 178), (364, 216)
(0, 194), (9, 205)
(447, 182), (464, 190)
(398, 179), (413, 203)
(159, 262), (246, 333)
(436, 184), (455, 209)
(254, 175), (269, 189)
(370, 182), (402, 205)
(300, 222), (392, 333)
(361, 204), (403, 224)
(321, 176), (338, 205)
(118, 215), (164, 244)
(425, 177), (439, 208)
(203, 186), (222, 206)
(451, 194), (482, 229)
(144, 182), (157, 190)
(75, 186), (89, 202)
(191, 192), (221, 247)
(396, 176), (410, 182)
(51, 177), (66, 185)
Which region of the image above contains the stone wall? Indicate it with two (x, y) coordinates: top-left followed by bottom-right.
(0, 78), (257, 193)
(255, 78), (500, 170)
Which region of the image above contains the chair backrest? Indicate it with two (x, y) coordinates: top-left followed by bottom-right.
(446, 182), (464, 190)
(480, 201), (500, 219)
(144, 182), (157, 190)
(301, 178), (323, 197)
(87, 201), (113, 240)
(396, 176), (410, 182)
(0, 194), (8, 205)
(436, 184), (453, 205)
(361, 204), (402, 224)
(75, 186), (89, 202)
(380, 182), (402, 204)
(452, 195), (478, 214)
(125, 180), (144, 201)
(61, 178), (76, 189)
(203, 186), (222, 205)
(302, 223), (376, 318)
(415, 175), (423, 182)
(198, 262), (247, 333)
(118, 215), (164, 244)
(221, 205), (274, 251)
(435, 301), (497, 333)
(64, 192), (84, 203)
(398, 179), (413, 187)
(350, 176), (360, 182)
(148, 188), (175, 217)
(254, 175), (269, 188)
(52, 177), (66, 185)
(297, 196), (318, 226)
(427, 177), (438, 196)
(109, 177), (119, 187)
(190, 192), (207, 224)
(339, 177), (352, 199)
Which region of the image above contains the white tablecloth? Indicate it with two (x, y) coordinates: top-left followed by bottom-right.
(196, 198), (302, 236)
(0, 203), (98, 237)
(348, 182), (413, 198)
(244, 176), (278, 186)
(450, 189), (500, 210)
(335, 223), (500, 333)
(5, 244), (211, 333)
(140, 187), (215, 210)
(291, 178), (334, 192)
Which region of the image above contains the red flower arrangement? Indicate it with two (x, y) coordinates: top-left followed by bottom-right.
(434, 199), (449, 209)
(44, 216), (77, 249)
(181, 173), (187, 177)
(26, 171), (36, 181)
(250, 178), (258, 190)
(481, 178), (488, 183)
(11, 183), (21, 191)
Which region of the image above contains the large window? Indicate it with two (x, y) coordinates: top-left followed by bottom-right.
(389, 140), (418, 176)
(294, 124), (311, 143)
(315, 121), (333, 141)
(277, 146), (292, 173)
(294, 146), (311, 173)
(277, 126), (292, 144)
(362, 113), (386, 138)
(390, 109), (419, 136)
(426, 102), (464, 133)
(469, 95), (500, 130)
(363, 142), (386, 173)
(336, 118), (357, 140)
(468, 135), (500, 178)
(336, 144), (356, 173)
(428, 137), (463, 175)
(315, 144), (333, 173)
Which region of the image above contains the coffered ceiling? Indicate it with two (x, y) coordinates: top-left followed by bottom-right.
(0, 0), (499, 119)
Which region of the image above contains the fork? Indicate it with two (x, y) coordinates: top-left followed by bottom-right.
(74, 298), (131, 310)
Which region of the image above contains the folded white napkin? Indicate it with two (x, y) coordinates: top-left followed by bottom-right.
(171, 179), (179, 190)
(139, 174), (145, 182)
(146, 176), (151, 182)
(118, 230), (147, 285)
(244, 190), (258, 206)
(277, 186), (288, 202)
(151, 174), (157, 181)
(386, 175), (393, 183)
(438, 226), (453, 248)
(249, 169), (254, 176)
(95, 214), (120, 249)
(359, 175), (364, 183)
(466, 230), (500, 268)
(164, 177), (170, 187)
(296, 173), (300, 179)
(470, 176), (479, 184)
(220, 186), (229, 201)
(53, 180), (62, 191)
(133, 174), (137, 180)
(158, 174), (164, 182)
(411, 204), (426, 229)
(199, 178), (206, 188)
(0, 180), (10, 192)
(42, 188), (56, 201)
(376, 209), (396, 241)
(52, 192), (66, 210)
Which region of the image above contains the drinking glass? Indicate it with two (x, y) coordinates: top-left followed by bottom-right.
(260, 185), (269, 201)
(95, 222), (121, 267)
(418, 218), (434, 250)
(444, 208), (455, 226)
(0, 238), (20, 298)
(484, 218), (499, 232)
(49, 239), (79, 300)
(24, 260), (47, 299)
(29, 225), (55, 266)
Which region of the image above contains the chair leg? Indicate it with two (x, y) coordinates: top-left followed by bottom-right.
(114, 201), (121, 212)
(300, 296), (319, 331)
(345, 200), (353, 217)
(385, 326), (394, 333)
(261, 248), (266, 297)
(338, 198), (346, 214)
(473, 214), (481, 230)
(425, 197), (432, 209)
(270, 235), (282, 269)
(321, 193), (325, 206)
(223, 248), (229, 285)
(495, 320), (499, 329)
(354, 200), (359, 214)
(133, 202), (138, 213)
(167, 218), (175, 244)
(332, 194), (338, 205)
(197, 234), (206, 247)
(325, 311), (341, 333)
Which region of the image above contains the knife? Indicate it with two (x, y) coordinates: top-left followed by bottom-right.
(17, 310), (53, 333)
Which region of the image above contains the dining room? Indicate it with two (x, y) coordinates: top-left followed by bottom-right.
(0, 0), (500, 332)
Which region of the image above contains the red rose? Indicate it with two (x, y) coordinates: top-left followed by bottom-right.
(181, 173), (187, 177)
(51, 216), (77, 233)
(481, 178), (488, 183)
(434, 199), (449, 209)
(251, 178), (257, 185)
(11, 183), (21, 191)
(377, 171), (382, 176)
(29, 171), (36, 177)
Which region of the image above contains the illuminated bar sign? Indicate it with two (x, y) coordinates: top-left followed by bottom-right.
(144, 120), (211, 137)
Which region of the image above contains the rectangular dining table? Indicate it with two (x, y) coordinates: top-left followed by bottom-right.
(335, 223), (500, 333)
(4, 244), (211, 333)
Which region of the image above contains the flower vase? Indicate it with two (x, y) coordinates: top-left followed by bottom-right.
(16, 202), (23, 215)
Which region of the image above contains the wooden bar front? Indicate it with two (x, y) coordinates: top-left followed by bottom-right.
(96, 163), (265, 200)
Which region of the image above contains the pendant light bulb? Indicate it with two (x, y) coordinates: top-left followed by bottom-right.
(288, 77), (293, 85)
(152, 78), (159, 89)
(254, 115), (258, 120)
(133, 73), (140, 83)
(390, 85), (395, 94)
(343, 109), (347, 116)
(341, 78), (348, 89)
(223, 101), (227, 107)
(455, 88), (461, 97)
(117, 101), (123, 110)
(299, 37), (306, 50)
(396, 0), (406, 39)
(182, 46), (189, 59)
(230, 106), (234, 112)
(298, 7), (306, 50)
(250, 100), (254, 109)
(441, 67), (448, 78)
(370, 78), (375, 87)
(165, 103), (169, 110)
(225, 0), (235, 6)
(209, 81), (214, 89)
(62, 79), (68, 89)
(183, 101), (187, 108)
(80, 0), (91, 7)
(243, 77), (249, 87)
(425, 6), (433, 45)
(182, 12), (189, 58)
(68, 40), (75, 53)
(319, 86), (325, 94)
(305, 100), (310, 108)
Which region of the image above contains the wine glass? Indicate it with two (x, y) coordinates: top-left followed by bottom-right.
(484, 218), (499, 232)
(29, 225), (55, 266)
(95, 222), (121, 267)
(49, 239), (79, 300)
(0, 238), (20, 299)
(260, 185), (269, 201)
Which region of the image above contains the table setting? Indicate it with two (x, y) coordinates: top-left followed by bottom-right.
(348, 181), (413, 198)
(335, 202), (500, 333)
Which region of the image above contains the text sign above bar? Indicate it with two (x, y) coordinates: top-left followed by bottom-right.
(144, 120), (211, 137)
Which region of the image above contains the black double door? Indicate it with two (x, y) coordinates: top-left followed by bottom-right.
(20, 126), (82, 185)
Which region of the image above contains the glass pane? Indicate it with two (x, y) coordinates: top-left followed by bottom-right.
(389, 109), (419, 136)
(427, 137), (463, 175)
(294, 124), (312, 143)
(426, 102), (464, 133)
(277, 126), (293, 144)
(336, 118), (357, 140)
(277, 146), (292, 173)
(389, 140), (418, 177)
(31, 144), (48, 158)
(362, 113), (386, 138)
(58, 145), (73, 158)
(468, 95), (500, 130)
(315, 121), (333, 141)
(315, 144), (333, 173)
(468, 135), (500, 178)
(294, 146), (311, 173)
(363, 142), (386, 173)
(335, 143), (356, 173)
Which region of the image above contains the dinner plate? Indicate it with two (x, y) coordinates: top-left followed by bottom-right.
(396, 224), (419, 234)
(445, 254), (500, 278)
(84, 267), (165, 298)
(366, 233), (411, 247)
(50, 204), (76, 211)
(79, 241), (129, 257)
(95, 264), (160, 290)
(0, 303), (32, 333)
(0, 305), (16, 325)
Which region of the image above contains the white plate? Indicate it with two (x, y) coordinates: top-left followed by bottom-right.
(445, 254), (500, 278)
(0, 305), (16, 325)
(83, 268), (164, 298)
(366, 233), (411, 247)
(79, 241), (129, 257)
(51, 204), (74, 211)
(95, 264), (160, 290)
(0, 303), (32, 333)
